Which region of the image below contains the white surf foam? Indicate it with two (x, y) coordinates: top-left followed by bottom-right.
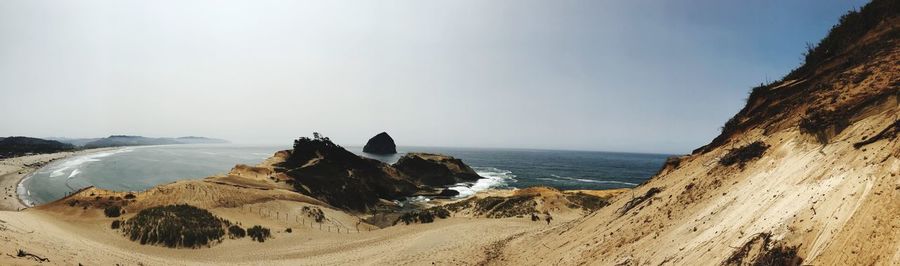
(18, 147), (134, 207)
(67, 169), (81, 179)
(46, 148), (133, 178)
(549, 174), (638, 186)
(16, 174), (35, 207)
(448, 167), (517, 198)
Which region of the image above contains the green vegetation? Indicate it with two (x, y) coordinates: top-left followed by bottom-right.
(110, 220), (121, 229)
(247, 225), (271, 242)
(787, 0), (898, 80)
(120, 204), (227, 248)
(564, 192), (610, 212)
(394, 208), (451, 225)
(228, 225), (246, 239)
(104, 206), (122, 218)
(0, 136), (75, 159)
(301, 206), (326, 223)
(432, 194), (539, 219)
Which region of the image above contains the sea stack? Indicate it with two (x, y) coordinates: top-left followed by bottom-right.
(363, 132), (397, 154)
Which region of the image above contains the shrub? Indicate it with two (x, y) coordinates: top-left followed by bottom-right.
(120, 204), (227, 248)
(124, 193), (136, 199)
(474, 195), (538, 218)
(247, 225), (271, 242)
(723, 232), (803, 266)
(394, 208), (452, 225)
(285, 228), (292, 233)
(719, 141), (769, 167)
(104, 206), (122, 218)
(110, 220), (121, 229)
(565, 192), (610, 212)
(301, 206), (326, 223)
(228, 225), (246, 239)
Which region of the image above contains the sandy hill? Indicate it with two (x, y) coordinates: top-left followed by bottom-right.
(498, 1), (899, 265)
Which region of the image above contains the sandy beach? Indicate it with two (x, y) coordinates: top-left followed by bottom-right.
(0, 148), (117, 211)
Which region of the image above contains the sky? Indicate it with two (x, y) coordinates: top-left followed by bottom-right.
(0, 0), (869, 154)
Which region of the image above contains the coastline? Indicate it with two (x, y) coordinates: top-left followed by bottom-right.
(0, 148), (118, 211)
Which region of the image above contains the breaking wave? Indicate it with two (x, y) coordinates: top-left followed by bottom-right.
(18, 147), (134, 207)
(447, 167), (517, 198)
(547, 174), (638, 186)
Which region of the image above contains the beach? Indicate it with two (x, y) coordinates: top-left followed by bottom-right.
(0, 148), (116, 211)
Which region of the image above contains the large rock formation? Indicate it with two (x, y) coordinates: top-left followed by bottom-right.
(277, 135), (482, 212)
(362, 132), (397, 154)
(393, 153), (482, 186)
(502, 1), (900, 265)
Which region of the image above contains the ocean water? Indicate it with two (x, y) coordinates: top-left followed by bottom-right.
(19, 144), (669, 205)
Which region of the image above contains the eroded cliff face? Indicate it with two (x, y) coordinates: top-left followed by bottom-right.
(501, 1), (899, 265)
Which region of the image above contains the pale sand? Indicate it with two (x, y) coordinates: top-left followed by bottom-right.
(0, 186), (603, 265)
(0, 206), (543, 265)
(0, 148), (118, 211)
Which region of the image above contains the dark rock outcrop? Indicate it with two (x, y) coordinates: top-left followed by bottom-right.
(362, 132), (397, 154)
(279, 136), (417, 212)
(392, 153), (482, 186)
(277, 134), (482, 212)
(437, 189), (460, 197)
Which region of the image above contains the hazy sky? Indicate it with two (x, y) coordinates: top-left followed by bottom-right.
(0, 0), (868, 154)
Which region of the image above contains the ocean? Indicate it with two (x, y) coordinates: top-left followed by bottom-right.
(19, 144), (670, 205)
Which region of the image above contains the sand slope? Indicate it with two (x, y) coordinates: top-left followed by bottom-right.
(497, 9), (900, 265)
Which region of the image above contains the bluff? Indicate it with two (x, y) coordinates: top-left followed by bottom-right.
(362, 132), (397, 154)
(501, 1), (900, 265)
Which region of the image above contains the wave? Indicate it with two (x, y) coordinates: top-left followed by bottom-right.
(18, 147), (134, 207)
(548, 174), (638, 186)
(47, 148), (133, 178)
(447, 167), (517, 198)
(16, 174), (35, 207)
(67, 169), (81, 179)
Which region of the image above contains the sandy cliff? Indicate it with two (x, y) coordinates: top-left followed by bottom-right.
(499, 1), (899, 265)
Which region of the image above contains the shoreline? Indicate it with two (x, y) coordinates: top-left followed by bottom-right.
(0, 148), (119, 211)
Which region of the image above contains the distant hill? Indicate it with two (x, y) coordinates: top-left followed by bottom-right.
(0, 137), (76, 159)
(46, 137), (101, 147)
(171, 136), (229, 144)
(81, 135), (229, 148)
